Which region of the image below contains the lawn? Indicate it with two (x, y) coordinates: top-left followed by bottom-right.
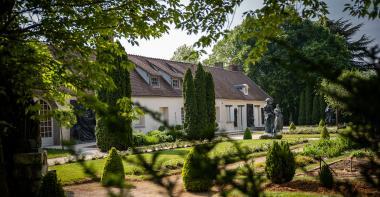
(283, 133), (338, 139)
(45, 148), (72, 159)
(52, 139), (306, 185)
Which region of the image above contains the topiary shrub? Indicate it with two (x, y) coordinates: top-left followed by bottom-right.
(319, 164), (334, 188)
(320, 125), (330, 139)
(265, 141), (295, 184)
(182, 145), (216, 192)
(243, 128), (252, 139)
(96, 117), (132, 152)
(289, 122), (296, 131)
(319, 119), (325, 127)
(38, 171), (65, 197)
(101, 147), (125, 187)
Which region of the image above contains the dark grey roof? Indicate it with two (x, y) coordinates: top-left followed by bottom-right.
(129, 54), (270, 101)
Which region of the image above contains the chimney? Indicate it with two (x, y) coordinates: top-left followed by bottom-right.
(229, 64), (243, 72)
(214, 62), (224, 69)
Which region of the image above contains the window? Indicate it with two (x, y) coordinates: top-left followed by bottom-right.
(151, 76), (159, 87)
(181, 107), (185, 124)
(226, 105), (232, 122)
(134, 115), (145, 128)
(216, 107), (220, 122)
(172, 79), (179, 88)
(159, 107), (169, 122)
(39, 100), (53, 138)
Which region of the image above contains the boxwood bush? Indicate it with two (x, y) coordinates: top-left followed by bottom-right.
(289, 122), (296, 131)
(101, 147), (125, 187)
(182, 145), (216, 192)
(243, 128), (252, 139)
(320, 125), (330, 139)
(38, 171), (65, 197)
(265, 141), (295, 184)
(319, 164), (334, 188)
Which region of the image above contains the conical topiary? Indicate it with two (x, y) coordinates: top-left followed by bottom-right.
(37, 171), (65, 197)
(265, 141), (295, 184)
(101, 147), (125, 187)
(319, 119), (325, 127)
(320, 125), (330, 140)
(319, 164), (334, 188)
(182, 145), (216, 192)
(289, 122), (296, 132)
(243, 128), (252, 139)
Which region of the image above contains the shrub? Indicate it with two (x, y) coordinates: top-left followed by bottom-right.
(295, 155), (315, 167)
(182, 145), (216, 192)
(303, 136), (357, 158)
(320, 126), (330, 139)
(319, 119), (325, 127)
(259, 134), (282, 139)
(158, 125), (166, 131)
(132, 131), (146, 146)
(265, 141), (295, 184)
(243, 128), (252, 139)
(166, 129), (186, 140)
(144, 135), (160, 145)
(175, 124), (183, 130)
(96, 118), (131, 152)
(289, 122), (296, 131)
(38, 171), (65, 197)
(319, 164), (334, 188)
(101, 147), (125, 187)
(147, 130), (174, 143)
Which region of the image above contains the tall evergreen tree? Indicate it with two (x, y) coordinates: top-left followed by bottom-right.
(304, 86), (312, 125)
(96, 41), (133, 151)
(183, 69), (198, 139)
(319, 97), (326, 122)
(194, 64), (207, 138)
(298, 91), (305, 125)
(205, 72), (216, 140)
(311, 95), (320, 124)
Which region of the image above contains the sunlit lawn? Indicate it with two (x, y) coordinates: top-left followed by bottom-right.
(45, 148), (72, 159)
(283, 133), (338, 139)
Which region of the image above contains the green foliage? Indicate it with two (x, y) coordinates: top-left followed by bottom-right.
(320, 126), (330, 140)
(205, 72), (216, 140)
(194, 64), (207, 138)
(182, 145), (216, 192)
(158, 125), (166, 131)
(101, 147), (125, 187)
(132, 131), (146, 147)
(166, 129), (186, 141)
(37, 171), (65, 197)
(304, 86), (312, 125)
(298, 91), (306, 125)
(303, 136), (357, 158)
(259, 134), (283, 139)
(289, 122), (296, 131)
(311, 95), (320, 124)
(96, 118), (132, 152)
(171, 44), (200, 64)
(265, 141), (295, 183)
(319, 119), (325, 127)
(319, 164), (334, 188)
(243, 128), (252, 140)
(294, 155), (315, 167)
(183, 69), (198, 139)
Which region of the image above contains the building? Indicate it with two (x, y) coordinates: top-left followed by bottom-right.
(39, 55), (271, 147)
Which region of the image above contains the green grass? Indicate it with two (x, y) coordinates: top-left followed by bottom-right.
(52, 139), (308, 185)
(265, 191), (340, 197)
(283, 133), (338, 139)
(45, 149), (72, 159)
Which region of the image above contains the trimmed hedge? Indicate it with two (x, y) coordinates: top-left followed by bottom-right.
(38, 171), (65, 197)
(319, 164), (334, 188)
(182, 145), (216, 192)
(101, 147), (125, 187)
(289, 122), (296, 131)
(265, 141), (295, 184)
(243, 128), (252, 139)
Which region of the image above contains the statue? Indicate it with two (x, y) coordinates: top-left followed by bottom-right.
(263, 98), (275, 134)
(274, 104), (283, 134)
(325, 105), (335, 125)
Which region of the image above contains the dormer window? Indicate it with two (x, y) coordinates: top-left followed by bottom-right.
(151, 76), (160, 87)
(172, 78), (180, 89)
(234, 84), (249, 95)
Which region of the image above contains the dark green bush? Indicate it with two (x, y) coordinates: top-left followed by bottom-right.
(175, 124), (183, 130)
(166, 129), (186, 140)
(289, 122), (296, 131)
(259, 134), (282, 139)
(265, 141), (295, 184)
(320, 125), (330, 139)
(182, 145), (216, 192)
(38, 171), (65, 197)
(319, 119), (325, 127)
(132, 131), (146, 146)
(303, 136), (357, 158)
(243, 128), (252, 139)
(319, 164), (334, 188)
(96, 118), (131, 152)
(101, 147), (125, 187)
(158, 125), (166, 131)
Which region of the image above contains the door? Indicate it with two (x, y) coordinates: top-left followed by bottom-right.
(233, 108), (238, 127)
(39, 100), (54, 146)
(247, 104), (254, 127)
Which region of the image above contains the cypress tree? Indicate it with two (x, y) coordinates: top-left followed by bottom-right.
(319, 96), (326, 122)
(96, 41), (133, 151)
(205, 72), (216, 140)
(304, 86), (312, 125)
(298, 91), (305, 125)
(183, 69), (198, 139)
(194, 64), (207, 139)
(311, 95), (320, 124)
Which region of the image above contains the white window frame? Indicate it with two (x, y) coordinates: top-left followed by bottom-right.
(172, 78), (180, 89)
(39, 99), (53, 138)
(151, 76), (160, 87)
(226, 105), (232, 123)
(134, 115), (145, 128)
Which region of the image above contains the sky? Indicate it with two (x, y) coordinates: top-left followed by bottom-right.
(119, 0), (380, 61)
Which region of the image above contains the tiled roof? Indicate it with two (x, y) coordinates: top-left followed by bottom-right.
(129, 54), (270, 101)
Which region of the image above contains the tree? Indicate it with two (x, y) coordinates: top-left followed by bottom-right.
(96, 41), (133, 152)
(194, 64), (207, 138)
(311, 95), (320, 124)
(304, 86), (312, 125)
(171, 45), (200, 64)
(183, 69), (198, 139)
(298, 90), (306, 125)
(0, 0), (243, 195)
(205, 72), (216, 140)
